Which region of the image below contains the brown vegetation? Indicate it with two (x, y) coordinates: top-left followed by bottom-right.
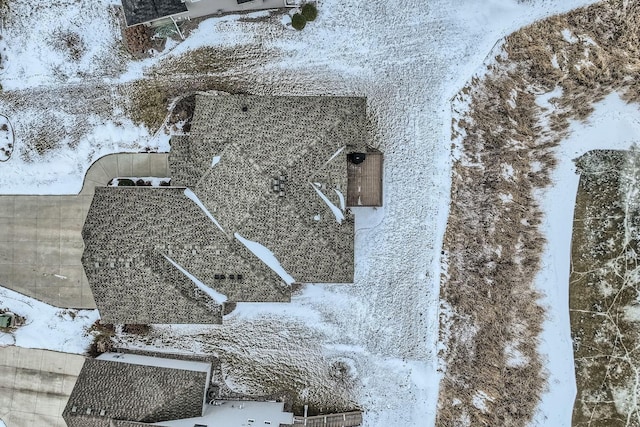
(87, 320), (115, 358)
(122, 324), (151, 334)
(125, 77), (247, 133)
(438, 1), (640, 426)
(50, 29), (86, 61)
(124, 25), (153, 56)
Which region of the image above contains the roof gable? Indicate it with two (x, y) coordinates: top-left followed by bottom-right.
(63, 357), (209, 425)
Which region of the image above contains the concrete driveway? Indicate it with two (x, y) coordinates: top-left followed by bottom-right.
(0, 153), (169, 308)
(0, 346), (85, 427)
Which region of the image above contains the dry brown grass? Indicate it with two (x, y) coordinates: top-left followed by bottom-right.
(124, 77), (247, 133)
(438, 1), (640, 426)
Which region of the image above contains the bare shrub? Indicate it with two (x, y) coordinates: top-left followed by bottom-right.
(87, 320), (115, 357)
(50, 29), (86, 61)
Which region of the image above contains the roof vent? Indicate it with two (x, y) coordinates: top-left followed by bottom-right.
(71, 406), (77, 413)
(241, 106), (248, 112)
(348, 152), (366, 165)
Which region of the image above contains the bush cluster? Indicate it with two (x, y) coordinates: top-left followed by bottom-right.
(292, 3), (317, 31)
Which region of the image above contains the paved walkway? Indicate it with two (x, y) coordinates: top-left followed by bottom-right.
(0, 346), (85, 427)
(0, 153), (169, 308)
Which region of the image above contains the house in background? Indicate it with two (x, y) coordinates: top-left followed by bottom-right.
(81, 95), (382, 325)
(62, 352), (293, 427)
(121, 0), (295, 27)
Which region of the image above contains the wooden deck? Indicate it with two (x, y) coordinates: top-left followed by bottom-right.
(293, 411), (363, 427)
(346, 152), (383, 207)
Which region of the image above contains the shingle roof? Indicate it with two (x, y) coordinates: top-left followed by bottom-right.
(82, 95), (366, 324)
(82, 187), (287, 324)
(121, 0), (187, 27)
(62, 357), (209, 427)
(172, 95), (365, 282)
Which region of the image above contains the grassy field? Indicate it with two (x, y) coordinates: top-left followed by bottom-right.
(570, 150), (640, 426)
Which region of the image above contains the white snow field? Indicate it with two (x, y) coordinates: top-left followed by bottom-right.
(0, 287), (99, 353)
(0, 0), (606, 426)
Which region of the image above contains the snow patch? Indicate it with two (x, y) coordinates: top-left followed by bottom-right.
(162, 254), (227, 304)
(561, 28), (578, 43)
(501, 163), (514, 180)
(183, 188), (225, 233)
(234, 233), (295, 285)
(622, 305), (640, 322)
(0, 286), (98, 354)
(325, 146), (345, 165)
(312, 183), (344, 223)
(472, 390), (494, 413)
(499, 193), (513, 203)
(505, 341), (528, 367)
(334, 189), (346, 210)
(611, 385), (633, 416)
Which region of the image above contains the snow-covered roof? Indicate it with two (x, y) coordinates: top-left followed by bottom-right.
(158, 400), (294, 427)
(97, 352), (212, 373)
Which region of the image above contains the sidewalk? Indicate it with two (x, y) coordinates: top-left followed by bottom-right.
(0, 153), (169, 308)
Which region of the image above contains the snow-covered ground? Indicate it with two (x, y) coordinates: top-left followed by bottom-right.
(0, 0), (606, 426)
(0, 287), (99, 353)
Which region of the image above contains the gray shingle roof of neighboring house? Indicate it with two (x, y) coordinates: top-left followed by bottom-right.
(121, 0), (187, 26)
(82, 95), (366, 324)
(62, 355), (210, 427)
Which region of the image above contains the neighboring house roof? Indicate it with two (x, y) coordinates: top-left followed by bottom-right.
(121, 0), (187, 26)
(62, 353), (210, 427)
(82, 95), (368, 324)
